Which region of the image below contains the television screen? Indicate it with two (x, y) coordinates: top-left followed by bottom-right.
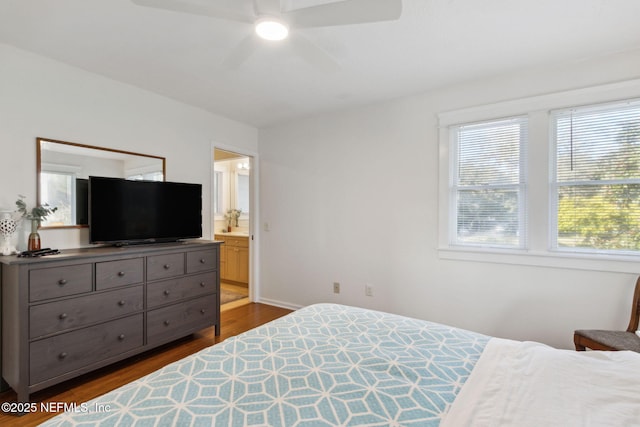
(89, 176), (202, 245)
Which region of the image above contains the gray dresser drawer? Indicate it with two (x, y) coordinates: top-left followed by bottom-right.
(30, 285), (144, 339)
(147, 294), (217, 346)
(186, 249), (218, 274)
(96, 258), (144, 290)
(29, 264), (93, 302)
(147, 272), (217, 308)
(30, 314), (143, 385)
(147, 253), (185, 281)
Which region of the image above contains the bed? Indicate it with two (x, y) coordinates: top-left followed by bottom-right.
(41, 303), (640, 426)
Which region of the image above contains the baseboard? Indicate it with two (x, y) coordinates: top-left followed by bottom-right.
(255, 297), (303, 311)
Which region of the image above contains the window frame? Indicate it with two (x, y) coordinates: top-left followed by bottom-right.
(449, 116), (528, 250)
(40, 170), (77, 226)
(437, 78), (640, 273)
(549, 99), (640, 256)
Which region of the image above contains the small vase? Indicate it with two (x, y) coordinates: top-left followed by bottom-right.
(28, 219), (41, 251)
(0, 212), (20, 255)
(227, 225), (232, 232)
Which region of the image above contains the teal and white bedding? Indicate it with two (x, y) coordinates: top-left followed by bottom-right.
(41, 303), (489, 426)
(42, 302), (640, 426)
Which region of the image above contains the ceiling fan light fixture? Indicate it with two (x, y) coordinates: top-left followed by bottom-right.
(255, 17), (289, 41)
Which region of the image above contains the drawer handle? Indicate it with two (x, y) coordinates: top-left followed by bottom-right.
(200, 282), (205, 287)
(200, 258), (206, 264)
(58, 352), (68, 360)
(58, 279), (67, 285)
(163, 290), (170, 296)
(118, 334), (126, 341)
(163, 320), (170, 326)
(118, 271), (126, 277)
(234, 248), (239, 252)
(59, 313), (68, 320)
(200, 309), (206, 314)
(118, 300), (126, 306)
(163, 264), (171, 270)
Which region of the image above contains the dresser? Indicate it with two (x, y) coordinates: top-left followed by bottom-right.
(0, 240), (220, 403)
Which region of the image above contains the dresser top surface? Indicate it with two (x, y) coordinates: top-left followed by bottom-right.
(0, 240), (222, 266)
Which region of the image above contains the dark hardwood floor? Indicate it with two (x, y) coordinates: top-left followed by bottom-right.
(0, 303), (293, 427)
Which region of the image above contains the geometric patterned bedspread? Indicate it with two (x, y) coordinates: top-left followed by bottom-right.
(41, 303), (489, 426)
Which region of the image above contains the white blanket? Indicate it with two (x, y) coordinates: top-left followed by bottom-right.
(441, 338), (640, 427)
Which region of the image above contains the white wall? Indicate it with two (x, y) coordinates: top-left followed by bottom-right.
(0, 43), (257, 249)
(258, 48), (640, 349)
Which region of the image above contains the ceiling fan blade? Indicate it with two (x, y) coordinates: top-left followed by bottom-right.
(290, 34), (340, 72)
(286, 0), (402, 28)
(131, 0), (253, 23)
(253, 0), (281, 15)
(222, 35), (261, 69)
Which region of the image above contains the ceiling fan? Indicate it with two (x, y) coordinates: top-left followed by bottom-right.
(131, 0), (403, 70)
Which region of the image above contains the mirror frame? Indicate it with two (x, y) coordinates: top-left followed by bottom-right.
(37, 137), (166, 229)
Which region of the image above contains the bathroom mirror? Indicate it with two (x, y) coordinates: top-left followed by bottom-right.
(37, 137), (166, 228)
(213, 148), (250, 217)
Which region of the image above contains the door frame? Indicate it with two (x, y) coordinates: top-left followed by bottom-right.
(211, 142), (259, 303)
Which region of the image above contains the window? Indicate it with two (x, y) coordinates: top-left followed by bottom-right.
(450, 117), (528, 249)
(40, 171), (76, 226)
(552, 100), (640, 254)
(439, 81), (640, 272)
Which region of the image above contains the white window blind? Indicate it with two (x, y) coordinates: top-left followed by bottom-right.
(552, 100), (640, 253)
(451, 117), (527, 248)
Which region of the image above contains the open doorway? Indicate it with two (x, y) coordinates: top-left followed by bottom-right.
(213, 148), (253, 310)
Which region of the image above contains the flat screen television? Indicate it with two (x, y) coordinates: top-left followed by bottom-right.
(89, 176), (202, 245)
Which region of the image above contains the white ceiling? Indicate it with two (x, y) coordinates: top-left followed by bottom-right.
(1, 0), (639, 128)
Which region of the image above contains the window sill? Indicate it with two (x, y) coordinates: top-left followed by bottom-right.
(438, 246), (640, 273)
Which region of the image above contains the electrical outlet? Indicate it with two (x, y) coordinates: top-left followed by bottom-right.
(365, 284), (373, 297)
(333, 282), (340, 294)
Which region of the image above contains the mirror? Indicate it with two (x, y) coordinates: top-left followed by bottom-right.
(213, 148), (250, 218)
(37, 137), (166, 228)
